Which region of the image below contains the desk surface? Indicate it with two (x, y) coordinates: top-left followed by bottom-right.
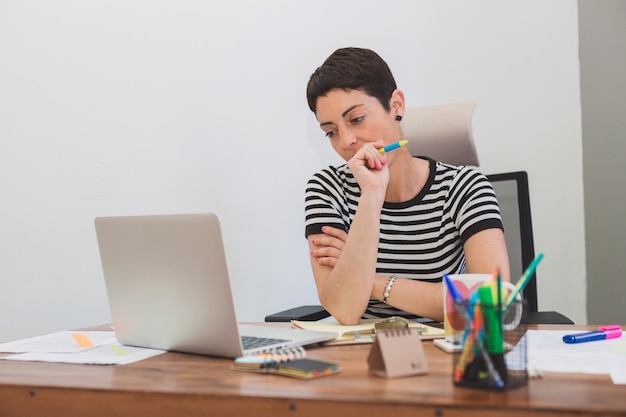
(0, 324), (624, 417)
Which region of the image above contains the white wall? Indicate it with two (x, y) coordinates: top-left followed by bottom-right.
(0, 0), (585, 342)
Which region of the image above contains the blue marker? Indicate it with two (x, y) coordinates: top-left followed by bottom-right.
(444, 274), (504, 388)
(443, 274), (464, 304)
(563, 325), (622, 344)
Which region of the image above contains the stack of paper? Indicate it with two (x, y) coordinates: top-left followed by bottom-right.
(527, 329), (626, 385)
(0, 331), (165, 365)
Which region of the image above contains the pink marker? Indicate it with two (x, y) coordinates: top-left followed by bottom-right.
(563, 325), (622, 344)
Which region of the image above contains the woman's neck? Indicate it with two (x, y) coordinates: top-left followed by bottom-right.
(384, 156), (429, 203)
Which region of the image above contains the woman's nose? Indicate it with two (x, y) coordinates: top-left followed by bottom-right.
(338, 128), (357, 149)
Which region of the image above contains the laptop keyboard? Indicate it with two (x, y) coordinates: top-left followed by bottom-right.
(241, 335), (290, 350)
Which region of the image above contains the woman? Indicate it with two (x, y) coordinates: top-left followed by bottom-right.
(305, 47), (510, 325)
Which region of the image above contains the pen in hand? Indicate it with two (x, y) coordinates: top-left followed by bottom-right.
(378, 140), (408, 154)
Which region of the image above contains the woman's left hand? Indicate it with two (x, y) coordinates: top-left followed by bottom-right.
(309, 226), (348, 267)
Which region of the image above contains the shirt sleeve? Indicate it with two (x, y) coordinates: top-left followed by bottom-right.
(304, 167), (350, 238)
(448, 167), (503, 244)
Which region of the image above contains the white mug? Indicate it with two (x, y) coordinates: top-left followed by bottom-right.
(443, 274), (522, 344)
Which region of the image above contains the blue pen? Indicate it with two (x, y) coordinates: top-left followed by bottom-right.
(443, 275), (504, 388)
(563, 325), (622, 344)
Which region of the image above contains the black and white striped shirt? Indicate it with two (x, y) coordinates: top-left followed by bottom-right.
(304, 157), (503, 318)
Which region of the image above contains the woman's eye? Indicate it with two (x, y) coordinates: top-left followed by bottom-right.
(324, 130), (336, 138)
(350, 115), (365, 124)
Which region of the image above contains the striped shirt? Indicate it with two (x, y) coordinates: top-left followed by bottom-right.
(304, 157), (503, 318)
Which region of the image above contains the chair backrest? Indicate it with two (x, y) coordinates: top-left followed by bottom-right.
(401, 102), (480, 166)
(401, 103), (538, 312)
(486, 171), (539, 313)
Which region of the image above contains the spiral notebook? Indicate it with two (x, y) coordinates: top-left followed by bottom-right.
(233, 347), (340, 379)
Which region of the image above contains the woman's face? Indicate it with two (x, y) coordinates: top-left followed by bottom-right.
(315, 88), (402, 162)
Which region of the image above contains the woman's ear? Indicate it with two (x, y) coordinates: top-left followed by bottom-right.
(389, 89), (406, 118)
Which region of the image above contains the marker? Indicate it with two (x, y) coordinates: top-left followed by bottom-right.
(443, 274), (466, 306)
(563, 325), (622, 344)
(504, 253), (544, 310)
(495, 269), (502, 326)
(454, 304), (482, 383)
(478, 286), (503, 354)
(443, 275), (504, 388)
(378, 140), (408, 154)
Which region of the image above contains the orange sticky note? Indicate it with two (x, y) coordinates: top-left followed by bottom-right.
(72, 333), (95, 348)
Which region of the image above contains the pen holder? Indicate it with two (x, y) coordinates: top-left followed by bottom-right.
(451, 300), (527, 390)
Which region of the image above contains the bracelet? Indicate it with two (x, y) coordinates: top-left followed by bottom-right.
(383, 275), (397, 303)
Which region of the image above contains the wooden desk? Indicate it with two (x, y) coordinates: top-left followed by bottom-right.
(0, 324), (624, 417)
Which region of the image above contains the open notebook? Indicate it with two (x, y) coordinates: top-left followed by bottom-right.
(94, 213), (337, 358)
(293, 319), (445, 345)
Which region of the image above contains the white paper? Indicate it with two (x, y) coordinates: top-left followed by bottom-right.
(0, 330), (165, 365)
(611, 369), (626, 385)
(0, 331), (117, 353)
(2, 343), (165, 365)
(527, 330), (626, 383)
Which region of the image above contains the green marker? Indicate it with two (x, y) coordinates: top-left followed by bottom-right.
(478, 286), (503, 354)
(504, 253), (544, 310)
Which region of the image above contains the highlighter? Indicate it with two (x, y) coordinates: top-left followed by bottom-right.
(504, 253), (544, 311)
(478, 286), (504, 354)
(443, 275), (504, 388)
(562, 325), (622, 344)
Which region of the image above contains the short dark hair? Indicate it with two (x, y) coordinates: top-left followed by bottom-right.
(306, 47), (397, 114)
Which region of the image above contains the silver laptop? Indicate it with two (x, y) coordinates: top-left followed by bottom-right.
(94, 213), (336, 358)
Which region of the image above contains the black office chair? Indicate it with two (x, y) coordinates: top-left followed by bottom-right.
(265, 103), (572, 324)
(487, 171), (573, 324)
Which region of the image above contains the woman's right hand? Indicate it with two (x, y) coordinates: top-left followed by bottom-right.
(347, 142), (390, 196)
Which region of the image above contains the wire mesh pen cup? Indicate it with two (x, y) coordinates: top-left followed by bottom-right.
(451, 299), (527, 390)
